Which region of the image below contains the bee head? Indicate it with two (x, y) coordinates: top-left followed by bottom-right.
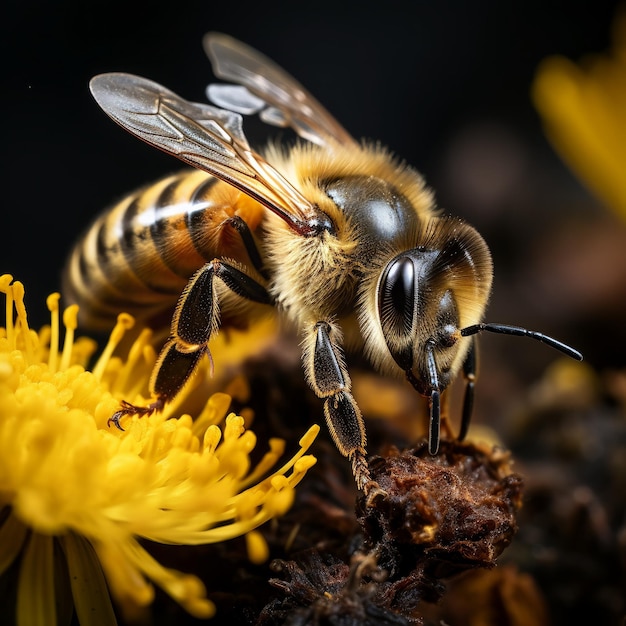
(378, 249), (465, 393)
(376, 218), (493, 451)
(375, 217), (583, 455)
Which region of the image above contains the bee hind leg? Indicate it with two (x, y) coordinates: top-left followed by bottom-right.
(107, 397), (167, 430)
(109, 258), (270, 429)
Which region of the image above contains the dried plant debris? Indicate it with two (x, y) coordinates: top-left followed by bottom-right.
(260, 439), (523, 625)
(261, 552), (410, 626)
(359, 441), (523, 577)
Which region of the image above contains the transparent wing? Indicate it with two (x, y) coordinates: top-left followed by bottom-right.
(89, 72), (323, 234)
(204, 32), (358, 148)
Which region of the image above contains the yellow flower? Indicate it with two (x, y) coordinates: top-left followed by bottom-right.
(532, 12), (626, 218)
(0, 274), (318, 625)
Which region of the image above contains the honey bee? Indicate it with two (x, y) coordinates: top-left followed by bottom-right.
(64, 33), (582, 492)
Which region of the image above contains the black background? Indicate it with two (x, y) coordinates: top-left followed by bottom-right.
(2, 0), (624, 372)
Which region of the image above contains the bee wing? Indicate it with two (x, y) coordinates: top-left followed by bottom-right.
(89, 72), (323, 234)
(204, 32), (358, 148)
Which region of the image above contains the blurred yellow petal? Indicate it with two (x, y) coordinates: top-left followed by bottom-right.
(16, 533), (55, 626)
(0, 512), (28, 575)
(61, 533), (117, 626)
(533, 12), (626, 218)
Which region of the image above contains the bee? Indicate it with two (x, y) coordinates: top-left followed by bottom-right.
(64, 33), (582, 492)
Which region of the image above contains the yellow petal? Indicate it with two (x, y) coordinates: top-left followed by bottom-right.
(532, 14), (626, 219)
(60, 533), (117, 626)
(0, 511), (28, 575)
(16, 533), (56, 626)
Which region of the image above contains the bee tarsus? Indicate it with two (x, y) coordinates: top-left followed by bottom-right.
(107, 398), (166, 430)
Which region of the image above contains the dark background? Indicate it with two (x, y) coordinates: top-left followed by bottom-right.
(2, 0), (625, 395)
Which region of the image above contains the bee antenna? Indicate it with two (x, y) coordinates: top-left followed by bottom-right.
(460, 323), (583, 361)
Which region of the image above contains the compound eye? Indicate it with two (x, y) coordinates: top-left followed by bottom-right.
(379, 256), (416, 340)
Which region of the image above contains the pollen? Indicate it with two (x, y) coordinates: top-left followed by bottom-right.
(0, 275), (318, 624)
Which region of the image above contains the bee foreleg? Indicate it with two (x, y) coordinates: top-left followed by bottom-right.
(110, 259), (270, 427)
(305, 321), (372, 491)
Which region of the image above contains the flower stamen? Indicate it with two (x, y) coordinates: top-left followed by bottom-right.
(0, 274), (318, 623)
(46, 293), (61, 373)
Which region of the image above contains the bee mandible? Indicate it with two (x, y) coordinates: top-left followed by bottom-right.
(64, 33), (582, 492)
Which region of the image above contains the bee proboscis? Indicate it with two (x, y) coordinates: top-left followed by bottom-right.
(64, 33), (582, 492)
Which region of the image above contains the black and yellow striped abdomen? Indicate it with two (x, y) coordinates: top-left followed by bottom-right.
(63, 168), (265, 330)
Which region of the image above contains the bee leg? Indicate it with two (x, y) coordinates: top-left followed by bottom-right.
(306, 321), (372, 491)
(439, 390), (455, 440)
(458, 337), (477, 441)
(224, 216), (268, 279)
(107, 397), (167, 429)
(110, 258), (271, 427)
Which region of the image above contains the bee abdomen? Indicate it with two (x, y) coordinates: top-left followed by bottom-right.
(64, 169), (264, 330)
